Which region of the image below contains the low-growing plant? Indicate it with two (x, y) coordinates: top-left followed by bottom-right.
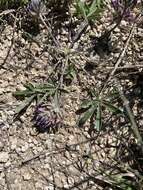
(108, 172), (140, 190)
(74, 0), (105, 22)
(13, 82), (66, 119)
(77, 89), (124, 131)
(63, 63), (77, 84)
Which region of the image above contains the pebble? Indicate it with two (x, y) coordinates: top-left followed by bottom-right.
(35, 182), (43, 190)
(46, 184), (54, 190)
(10, 138), (17, 150)
(0, 152), (9, 163)
(4, 161), (11, 167)
(114, 27), (120, 33)
(21, 142), (29, 152)
(121, 20), (127, 27)
(23, 173), (32, 181)
(67, 177), (74, 185)
(37, 146), (43, 152)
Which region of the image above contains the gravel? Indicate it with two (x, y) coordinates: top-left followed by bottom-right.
(0, 4), (142, 189)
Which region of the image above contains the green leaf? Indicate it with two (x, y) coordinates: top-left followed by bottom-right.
(65, 64), (76, 80)
(80, 100), (93, 109)
(87, 0), (98, 18)
(103, 101), (123, 114)
(78, 105), (96, 126)
(94, 101), (102, 131)
(14, 95), (36, 117)
(87, 0), (104, 20)
(39, 83), (55, 88)
(23, 83), (34, 91)
(76, 0), (88, 20)
(37, 91), (53, 104)
(13, 90), (35, 97)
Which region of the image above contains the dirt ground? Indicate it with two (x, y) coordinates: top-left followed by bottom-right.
(0, 2), (143, 190)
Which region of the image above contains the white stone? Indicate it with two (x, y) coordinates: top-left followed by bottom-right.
(21, 143), (29, 152)
(23, 173), (31, 180)
(11, 138), (17, 150)
(37, 147), (43, 152)
(0, 152), (9, 163)
(4, 161), (11, 167)
(121, 20), (127, 27)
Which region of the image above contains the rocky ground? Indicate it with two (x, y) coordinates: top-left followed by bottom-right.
(0, 2), (143, 190)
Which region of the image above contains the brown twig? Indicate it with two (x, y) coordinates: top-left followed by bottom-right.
(39, 14), (60, 48)
(104, 65), (143, 70)
(70, 20), (89, 48)
(0, 13), (17, 69)
(99, 15), (138, 95)
(21, 148), (65, 166)
(0, 9), (15, 16)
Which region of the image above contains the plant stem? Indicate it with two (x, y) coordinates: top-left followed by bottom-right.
(114, 78), (143, 148)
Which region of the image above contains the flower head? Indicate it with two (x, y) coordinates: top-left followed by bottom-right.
(27, 0), (46, 16)
(33, 104), (61, 133)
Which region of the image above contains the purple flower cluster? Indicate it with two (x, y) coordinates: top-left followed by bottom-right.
(27, 0), (46, 16)
(33, 104), (61, 133)
(111, 0), (138, 21)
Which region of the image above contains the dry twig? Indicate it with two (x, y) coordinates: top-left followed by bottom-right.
(0, 13), (17, 69)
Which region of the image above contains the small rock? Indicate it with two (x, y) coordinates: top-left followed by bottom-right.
(10, 138), (17, 150)
(68, 177), (74, 185)
(121, 20), (127, 27)
(35, 182), (43, 190)
(114, 27), (120, 33)
(21, 142), (29, 152)
(4, 161), (11, 167)
(8, 110), (14, 116)
(0, 152), (9, 163)
(37, 146), (43, 152)
(23, 173), (31, 180)
(46, 184), (54, 190)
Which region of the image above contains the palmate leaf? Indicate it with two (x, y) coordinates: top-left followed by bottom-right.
(14, 95), (36, 118)
(103, 100), (123, 115)
(13, 83), (56, 97)
(87, 0), (104, 20)
(75, 0), (88, 20)
(75, 0), (105, 21)
(77, 99), (97, 115)
(23, 83), (35, 91)
(107, 87), (120, 101)
(13, 89), (35, 97)
(35, 83), (55, 89)
(78, 105), (96, 126)
(65, 63), (77, 81)
(88, 0), (99, 17)
(80, 99), (93, 109)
